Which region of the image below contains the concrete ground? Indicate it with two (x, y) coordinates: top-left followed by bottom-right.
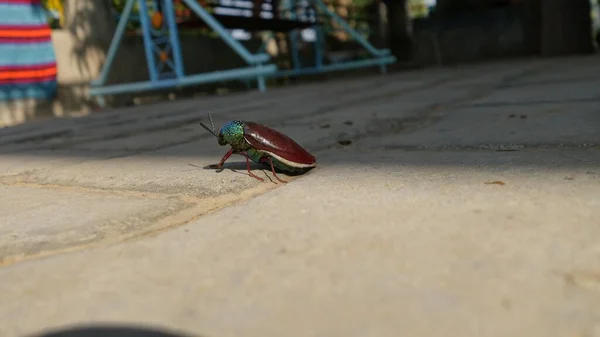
(1, 56), (600, 337)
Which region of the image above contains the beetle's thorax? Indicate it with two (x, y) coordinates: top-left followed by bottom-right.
(218, 120), (250, 151)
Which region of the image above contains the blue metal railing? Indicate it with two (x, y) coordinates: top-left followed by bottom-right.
(89, 0), (274, 105)
(268, 0), (395, 77)
(89, 0), (395, 105)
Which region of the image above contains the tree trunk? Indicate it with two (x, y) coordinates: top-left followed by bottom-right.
(540, 0), (593, 56)
(386, 0), (412, 62)
(520, 0), (541, 55)
(367, 0), (388, 49)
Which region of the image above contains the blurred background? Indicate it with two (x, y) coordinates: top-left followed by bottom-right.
(1, 0), (599, 127)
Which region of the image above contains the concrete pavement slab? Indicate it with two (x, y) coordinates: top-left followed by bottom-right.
(0, 56), (599, 337)
(1, 148), (599, 337)
(511, 58), (600, 85)
(0, 185), (185, 263)
(0, 70), (450, 156)
(468, 80), (599, 106)
(0, 142), (269, 197)
(0, 149), (130, 177)
(361, 101), (600, 150)
(67, 124), (207, 153)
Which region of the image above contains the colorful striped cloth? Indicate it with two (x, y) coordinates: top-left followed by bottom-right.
(0, 0), (57, 101)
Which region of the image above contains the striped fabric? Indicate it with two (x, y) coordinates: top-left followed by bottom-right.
(0, 0), (57, 101)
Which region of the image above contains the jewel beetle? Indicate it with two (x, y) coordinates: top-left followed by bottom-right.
(199, 113), (317, 183)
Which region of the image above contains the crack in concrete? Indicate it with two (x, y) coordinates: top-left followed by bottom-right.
(0, 178), (286, 268)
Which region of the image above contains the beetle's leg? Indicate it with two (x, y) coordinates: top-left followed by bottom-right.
(268, 157), (288, 184)
(245, 155), (264, 182)
(217, 148), (235, 167)
(209, 148), (234, 171)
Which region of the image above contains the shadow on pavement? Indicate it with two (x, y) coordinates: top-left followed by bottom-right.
(27, 325), (198, 337)
(0, 56), (599, 171)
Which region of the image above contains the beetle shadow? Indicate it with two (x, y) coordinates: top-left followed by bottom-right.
(189, 161), (314, 180)
(190, 161), (261, 172)
(187, 162), (274, 183)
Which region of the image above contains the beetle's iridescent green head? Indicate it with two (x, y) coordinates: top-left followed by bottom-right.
(217, 120), (245, 148)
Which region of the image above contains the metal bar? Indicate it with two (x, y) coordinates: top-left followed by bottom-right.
(162, 0), (186, 78)
(314, 25), (324, 69)
(164, 59), (175, 71)
(138, 0), (160, 81)
(379, 62), (387, 74)
(90, 64), (277, 96)
(90, 0), (136, 86)
(272, 56), (396, 77)
(288, 0), (301, 70)
(181, 0), (270, 64)
(159, 71), (177, 79)
(289, 30), (301, 70)
(152, 44), (165, 58)
(257, 74), (266, 92)
(314, 0), (390, 57)
(153, 34), (169, 44)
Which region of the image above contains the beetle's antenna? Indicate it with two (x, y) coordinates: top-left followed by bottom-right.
(199, 121), (217, 137)
(208, 111), (216, 135)
(199, 111), (218, 138)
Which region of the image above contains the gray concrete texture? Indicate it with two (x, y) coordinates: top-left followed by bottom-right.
(1, 56), (600, 337)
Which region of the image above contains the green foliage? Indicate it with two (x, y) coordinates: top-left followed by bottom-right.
(351, 0), (374, 7)
(40, 0), (64, 28)
(409, 0), (430, 18)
